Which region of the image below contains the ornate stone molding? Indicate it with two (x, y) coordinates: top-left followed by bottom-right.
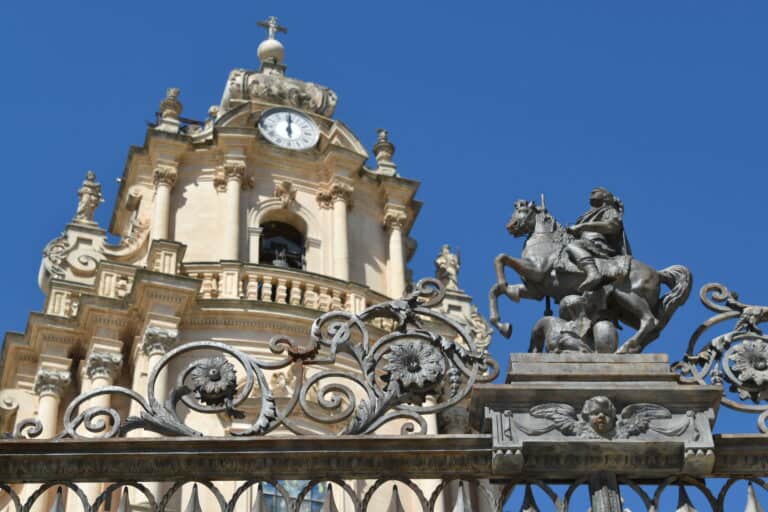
(153, 165), (178, 188)
(274, 181), (296, 209)
(85, 352), (123, 382)
(33, 369), (71, 397)
(141, 326), (179, 357)
(224, 69), (338, 117)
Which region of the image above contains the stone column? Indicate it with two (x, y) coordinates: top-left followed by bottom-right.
(140, 326), (178, 505)
(151, 164), (178, 241)
(384, 210), (408, 299)
(31, 369), (70, 512)
(588, 472), (623, 512)
(223, 161), (245, 260)
(330, 182), (352, 281)
(73, 351), (122, 511)
(418, 395), (445, 512)
(141, 326), (178, 406)
(33, 369), (70, 439)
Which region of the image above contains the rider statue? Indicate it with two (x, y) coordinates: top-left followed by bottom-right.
(565, 187), (632, 292)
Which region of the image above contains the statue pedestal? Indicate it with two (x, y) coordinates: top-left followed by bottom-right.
(469, 353), (722, 479)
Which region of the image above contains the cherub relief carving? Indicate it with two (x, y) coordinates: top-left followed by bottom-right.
(515, 396), (693, 440)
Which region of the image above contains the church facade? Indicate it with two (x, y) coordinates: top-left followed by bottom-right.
(0, 17), (493, 512)
(2, 15), (768, 512)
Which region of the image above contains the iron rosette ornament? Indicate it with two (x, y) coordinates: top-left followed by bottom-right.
(304, 278), (498, 434)
(674, 282), (768, 432)
(11, 279), (496, 440)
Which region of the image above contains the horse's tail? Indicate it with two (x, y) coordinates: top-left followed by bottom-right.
(656, 265), (693, 332)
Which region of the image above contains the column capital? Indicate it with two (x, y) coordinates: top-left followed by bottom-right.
(153, 164), (178, 187)
(383, 209), (408, 231)
(141, 326), (179, 357)
(33, 368), (71, 398)
(85, 351), (123, 381)
(317, 180), (353, 209)
(223, 160), (246, 180)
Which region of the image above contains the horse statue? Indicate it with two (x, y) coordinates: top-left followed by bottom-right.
(488, 199), (692, 353)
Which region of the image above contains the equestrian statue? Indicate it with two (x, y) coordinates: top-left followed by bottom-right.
(488, 187), (692, 354)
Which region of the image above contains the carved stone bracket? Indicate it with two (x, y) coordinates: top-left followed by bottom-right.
(85, 352), (123, 382)
(33, 369), (71, 398)
(141, 327), (179, 357)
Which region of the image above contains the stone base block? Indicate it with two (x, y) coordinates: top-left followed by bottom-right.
(471, 353), (722, 479)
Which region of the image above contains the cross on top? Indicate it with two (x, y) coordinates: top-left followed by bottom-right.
(257, 16), (287, 40)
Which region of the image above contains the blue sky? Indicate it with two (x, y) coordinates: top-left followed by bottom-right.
(1, 1), (767, 507)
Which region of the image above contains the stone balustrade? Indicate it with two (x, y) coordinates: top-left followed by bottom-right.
(44, 261), (386, 318)
(183, 262), (385, 315)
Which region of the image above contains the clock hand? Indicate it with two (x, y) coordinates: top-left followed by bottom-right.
(286, 114), (293, 137)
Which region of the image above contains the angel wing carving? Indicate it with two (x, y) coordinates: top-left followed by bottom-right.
(616, 403), (672, 438)
(516, 403), (587, 436)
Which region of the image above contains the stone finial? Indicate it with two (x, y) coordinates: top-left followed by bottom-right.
(33, 369), (71, 397)
(156, 88), (183, 133)
(141, 326), (178, 357)
(159, 88), (182, 120)
(257, 16), (287, 75)
(373, 129), (398, 176)
(73, 170), (104, 224)
(85, 352), (123, 382)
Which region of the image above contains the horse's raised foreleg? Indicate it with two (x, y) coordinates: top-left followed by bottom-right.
(489, 282), (514, 338)
(494, 253), (548, 286)
(612, 289), (659, 354)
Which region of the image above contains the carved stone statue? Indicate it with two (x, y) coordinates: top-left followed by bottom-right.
(74, 171), (103, 224)
(489, 191), (692, 353)
(565, 187), (631, 292)
(529, 294), (618, 353)
(434, 245), (460, 290)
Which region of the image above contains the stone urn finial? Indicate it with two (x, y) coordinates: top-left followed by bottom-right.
(159, 88), (182, 120)
(373, 129), (398, 176)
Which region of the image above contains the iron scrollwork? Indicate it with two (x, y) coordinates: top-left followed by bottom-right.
(16, 278), (496, 440)
(674, 282), (768, 433)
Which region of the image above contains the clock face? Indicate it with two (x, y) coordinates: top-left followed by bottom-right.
(258, 108), (319, 150)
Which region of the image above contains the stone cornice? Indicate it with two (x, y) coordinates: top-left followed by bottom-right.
(1, 434), (767, 483)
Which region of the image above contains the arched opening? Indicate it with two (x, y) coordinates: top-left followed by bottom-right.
(259, 221), (306, 269)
